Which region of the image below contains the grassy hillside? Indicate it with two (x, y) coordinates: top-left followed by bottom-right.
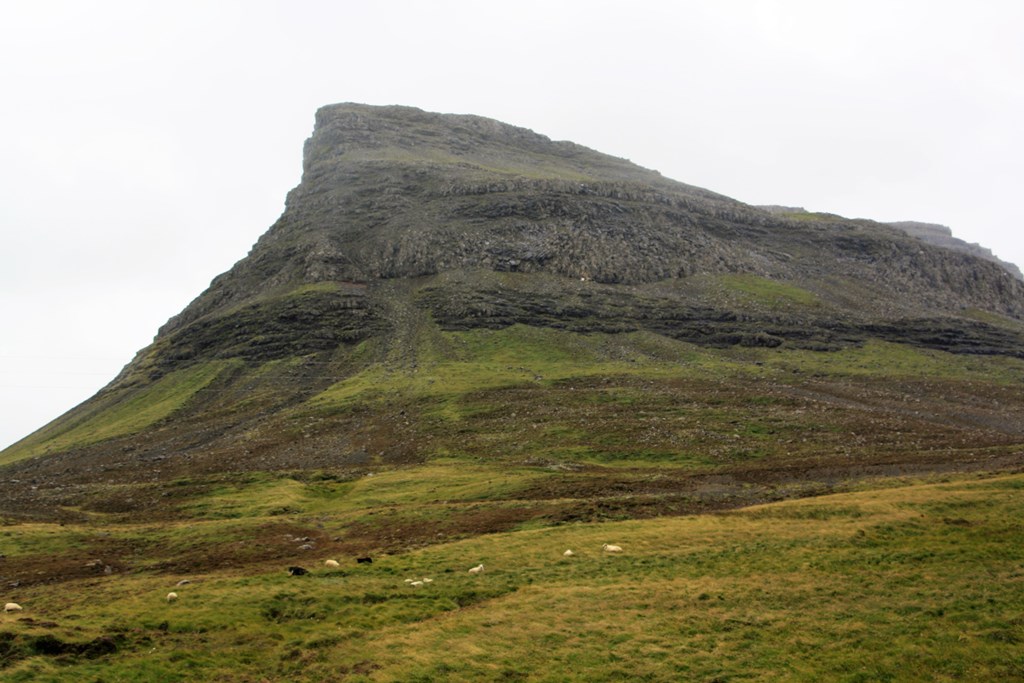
(2, 296), (1021, 680)
(0, 361), (239, 466)
(2, 470), (1022, 681)
(4, 331), (1019, 478)
(2, 321), (1021, 518)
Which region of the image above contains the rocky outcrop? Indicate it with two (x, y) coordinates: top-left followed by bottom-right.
(888, 221), (1023, 280)
(111, 102), (1021, 385)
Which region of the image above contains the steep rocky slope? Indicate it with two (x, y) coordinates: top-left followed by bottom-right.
(888, 220), (1023, 280)
(113, 103), (1023, 381)
(163, 104), (1023, 336)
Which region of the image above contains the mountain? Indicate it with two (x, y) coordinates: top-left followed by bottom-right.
(2, 103), (1023, 524)
(3, 103), (1024, 681)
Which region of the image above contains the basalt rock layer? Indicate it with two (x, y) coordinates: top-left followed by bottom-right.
(159, 104), (1024, 347)
(74, 102), (1008, 394)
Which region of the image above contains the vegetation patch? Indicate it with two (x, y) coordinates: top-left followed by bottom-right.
(0, 360), (237, 465)
(715, 273), (821, 307)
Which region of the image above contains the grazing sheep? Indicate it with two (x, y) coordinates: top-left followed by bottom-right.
(288, 566), (309, 576)
(356, 556), (373, 564)
(422, 577), (433, 584)
(468, 564), (484, 575)
(166, 592), (178, 603)
(602, 544), (623, 553)
(563, 549), (575, 557)
(410, 581), (424, 587)
(4, 602), (23, 613)
(176, 579), (191, 587)
(324, 559), (340, 568)
(404, 578), (415, 583)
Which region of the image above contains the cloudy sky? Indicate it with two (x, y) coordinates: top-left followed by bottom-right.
(2, 0), (1022, 450)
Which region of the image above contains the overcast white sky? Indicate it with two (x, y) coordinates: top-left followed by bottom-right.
(2, 0), (1022, 450)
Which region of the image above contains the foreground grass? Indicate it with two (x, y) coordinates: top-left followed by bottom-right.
(2, 472), (1023, 681)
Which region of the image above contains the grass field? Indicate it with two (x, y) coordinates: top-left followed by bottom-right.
(2, 470), (1023, 681)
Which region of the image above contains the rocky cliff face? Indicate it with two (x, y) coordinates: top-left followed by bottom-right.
(148, 103), (1023, 372)
(888, 221), (1023, 280)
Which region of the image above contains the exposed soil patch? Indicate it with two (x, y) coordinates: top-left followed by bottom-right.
(0, 538), (135, 589)
(341, 503), (564, 553)
(516, 451), (1024, 507)
(0, 629), (130, 670)
(0, 522), (338, 589)
(148, 522), (337, 574)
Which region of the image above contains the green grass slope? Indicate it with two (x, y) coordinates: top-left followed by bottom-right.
(2, 317), (1022, 680)
(3, 321), (1022, 501)
(0, 361), (239, 466)
(1, 471), (1022, 681)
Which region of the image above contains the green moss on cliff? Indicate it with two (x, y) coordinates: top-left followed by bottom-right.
(715, 273), (821, 307)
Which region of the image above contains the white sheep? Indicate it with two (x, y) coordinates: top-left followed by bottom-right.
(422, 577), (433, 584)
(404, 578), (415, 583)
(4, 602), (22, 613)
(166, 592), (178, 603)
(602, 544), (623, 553)
(324, 559), (340, 568)
(410, 581), (424, 587)
(563, 549), (575, 557)
(468, 564), (484, 575)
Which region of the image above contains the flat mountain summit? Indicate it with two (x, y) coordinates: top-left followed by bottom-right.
(3, 103), (1023, 522)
